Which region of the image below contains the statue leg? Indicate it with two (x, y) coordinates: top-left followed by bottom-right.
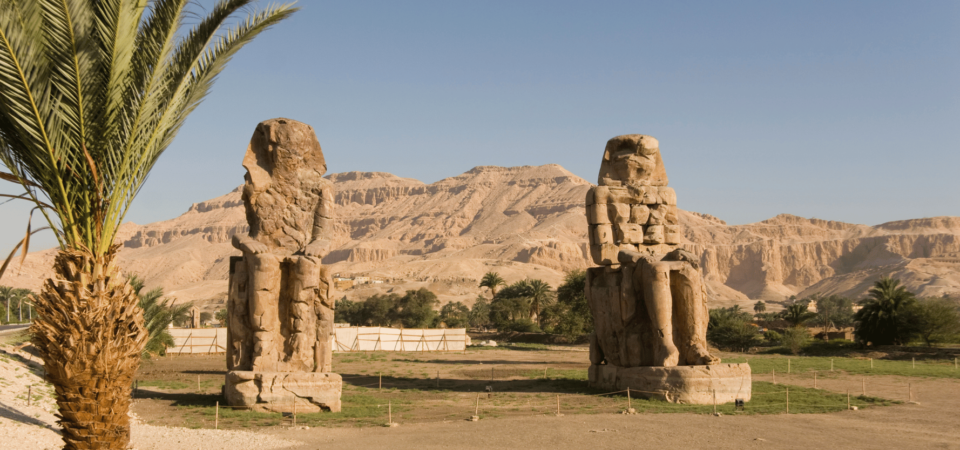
(287, 257), (320, 372)
(314, 264), (334, 373)
(227, 258), (251, 370)
(247, 253), (281, 372)
(640, 259), (680, 367)
(672, 264), (720, 365)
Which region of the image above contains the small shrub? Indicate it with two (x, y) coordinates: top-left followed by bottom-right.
(781, 327), (810, 355)
(764, 330), (782, 343)
(503, 319), (540, 333)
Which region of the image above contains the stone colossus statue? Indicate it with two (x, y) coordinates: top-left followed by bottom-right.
(227, 118), (336, 374)
(586, 134), (719, 368)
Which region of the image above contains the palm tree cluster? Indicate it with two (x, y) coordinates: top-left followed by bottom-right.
(483, 274), (555, 332)
(0, 2), (295, 448)
(0, 285), (33, 323)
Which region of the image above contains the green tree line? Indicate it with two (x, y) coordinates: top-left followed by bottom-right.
(707, 277), (960, 354)
(334, 270), (594, 339)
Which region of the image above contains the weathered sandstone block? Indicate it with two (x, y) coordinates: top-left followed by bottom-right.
(618, 223), (644, 244)
(664, 224), (682, 245)
(593, 224), (615, 245)
(644, 225), (664, 244)
(631, 204), (650, 224)
(647, 206), (665, 225)
(587, 204), (611, 224)
(609, 203), (631, 223)
(591, 244), (619, 265)
(588, 363), (751, 404)
(658, 187), (677, 205)
(225, 371), (342, 412)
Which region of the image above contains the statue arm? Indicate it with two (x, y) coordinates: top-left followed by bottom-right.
(663, 248), (700, 269)
(232, 234), (268, 254)
(304, 182), (334, 257)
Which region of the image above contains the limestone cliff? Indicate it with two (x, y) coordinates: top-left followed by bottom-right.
(5, 165), (959, 310)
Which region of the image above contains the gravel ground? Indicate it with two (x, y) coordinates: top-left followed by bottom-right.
(0, 344), (302, 450)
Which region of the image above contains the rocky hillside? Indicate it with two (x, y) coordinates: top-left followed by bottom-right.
(5, 165), (959, 312)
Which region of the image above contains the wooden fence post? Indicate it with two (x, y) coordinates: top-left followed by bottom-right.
(785, 388), (789, 413)
(713, 389), (717, 415)
(215, 401), (219, 429)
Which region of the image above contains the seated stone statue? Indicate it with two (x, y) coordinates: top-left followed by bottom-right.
(227, 118), (335, 374)
(586, 134), (719, 368)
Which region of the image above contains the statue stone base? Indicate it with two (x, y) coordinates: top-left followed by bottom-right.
(588, 363), (751, 404)
(225, 371), (342, 413)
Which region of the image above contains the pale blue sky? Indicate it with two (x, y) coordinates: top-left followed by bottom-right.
(2, 0), (958, 252)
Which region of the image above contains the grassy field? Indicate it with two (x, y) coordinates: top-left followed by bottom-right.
(142, 378), (895, 430)
(724, 354), (960, 379)
(128, 348), (905, 430)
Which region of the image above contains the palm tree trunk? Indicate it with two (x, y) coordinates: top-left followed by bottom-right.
(30, 248), (148, 449)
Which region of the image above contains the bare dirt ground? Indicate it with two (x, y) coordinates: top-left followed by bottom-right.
(128, 347), (960, 450)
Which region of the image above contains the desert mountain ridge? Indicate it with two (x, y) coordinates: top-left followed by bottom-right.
(5, 164), (960, 314)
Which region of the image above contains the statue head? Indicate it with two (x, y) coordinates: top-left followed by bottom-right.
(242, 118), (326, 205)
(598, 134), (668, 187)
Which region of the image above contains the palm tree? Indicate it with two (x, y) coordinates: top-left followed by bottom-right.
(753, 300), (766, 315)
(853, 277), (917, 346)
(527, 279), (552, 326)
(129, 275), (191, 357)
(0, 2), (296, 448)
(783, 303), (815, 328)
(479, 272), (506, 298)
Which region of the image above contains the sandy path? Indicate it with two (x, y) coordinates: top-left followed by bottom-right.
(265, 374), (960, 450)
(0, 346), (300, 450)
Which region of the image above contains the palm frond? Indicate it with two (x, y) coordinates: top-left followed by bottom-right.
(0, 0), (297, 257)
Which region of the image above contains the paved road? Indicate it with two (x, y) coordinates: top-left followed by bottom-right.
(0, 324), (29, 336)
